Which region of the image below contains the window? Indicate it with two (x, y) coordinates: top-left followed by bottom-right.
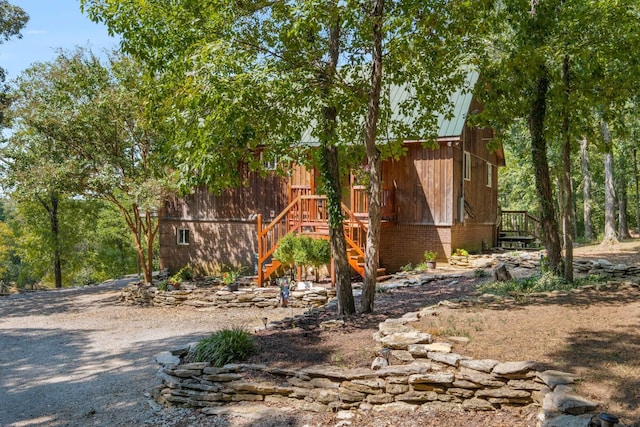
(464, 151), (471, 181)
(260, 152), (278, 170)
(177, 228), (190, 245)
(487, 163), (493, 188)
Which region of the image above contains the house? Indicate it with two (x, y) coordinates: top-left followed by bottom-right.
(159, 74), (504, 281)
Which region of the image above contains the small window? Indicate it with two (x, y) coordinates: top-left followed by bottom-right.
(464, 152), (471, 181)
(177, 228), (190, 245)
(261, 152), (278, 170)
(487, 163), (493, 188)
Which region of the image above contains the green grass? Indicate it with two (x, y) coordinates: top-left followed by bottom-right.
(192, 327), (256, 366)
(477, 272), (609, 296)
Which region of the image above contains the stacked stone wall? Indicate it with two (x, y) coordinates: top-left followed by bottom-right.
(121, 283), (334, 309)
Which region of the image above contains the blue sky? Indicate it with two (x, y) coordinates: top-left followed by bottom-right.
(0, 0), (119, 80)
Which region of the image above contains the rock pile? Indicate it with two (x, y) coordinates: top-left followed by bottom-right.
(121, 283), (335, 309)
(573, 258), (640, 278)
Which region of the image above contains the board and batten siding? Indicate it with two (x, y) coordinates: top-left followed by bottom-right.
(384, 143), (455, 226)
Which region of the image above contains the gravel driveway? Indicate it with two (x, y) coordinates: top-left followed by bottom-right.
(0, 279), (307, 427)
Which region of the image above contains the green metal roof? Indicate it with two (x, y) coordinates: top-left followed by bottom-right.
(388, 70), (479, 139)
(299, 70), (479, 143)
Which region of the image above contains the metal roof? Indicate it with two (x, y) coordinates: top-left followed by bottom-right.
(299, 70), (479, 144)
(388, 70), (479, 140)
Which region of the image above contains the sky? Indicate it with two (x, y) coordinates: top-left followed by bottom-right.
(0, 0), (119, 80)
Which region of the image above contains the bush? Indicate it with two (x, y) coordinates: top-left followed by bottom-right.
(453, 248), (469, 257)
(274, 234), (330, 279)
(156, 280), (169, 291)
(423, 251), (437, 261)
(192, 327), (256, 366)
(170, 265), (193, 285)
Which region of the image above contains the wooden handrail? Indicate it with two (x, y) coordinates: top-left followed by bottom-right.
(257, 195), (378, 286)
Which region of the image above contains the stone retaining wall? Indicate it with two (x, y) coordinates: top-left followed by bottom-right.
(450, 252), (640, 279)
(122, 283), (335, 309)
(153, 303), (600, 426)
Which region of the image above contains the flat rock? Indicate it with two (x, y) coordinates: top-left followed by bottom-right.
(156, 352), (180, 366)
(391, 350), (415, 362)
(408, 372), (455, 385)
(537, 370), (580, 389)
(492, 360), (539, 378)
(378, 331), (433, 349)
(407, 342), (452, 356)
(427, 351), (467, 366)
(378, 321), (413, 336)
(542, 391), (598, 415)
(539, 414), (593, 427)
(460, 359), (499, 373)
(373, 402), (418, 413)
(461, 397), (494, 411)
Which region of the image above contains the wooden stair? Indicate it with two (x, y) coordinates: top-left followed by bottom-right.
(256, 195), (386, 286)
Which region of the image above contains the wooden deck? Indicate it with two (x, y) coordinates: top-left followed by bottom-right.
(497, 210), (541, 249)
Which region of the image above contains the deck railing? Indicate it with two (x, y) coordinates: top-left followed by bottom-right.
(256, 195), (372, 286)
(351, 185), (396, 220)
(498, 210), (542, 247)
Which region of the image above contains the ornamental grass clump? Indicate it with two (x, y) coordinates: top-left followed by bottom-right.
(192, 327), (256, 366)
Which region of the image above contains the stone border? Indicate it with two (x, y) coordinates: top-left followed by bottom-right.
(122, 283), (335, 309)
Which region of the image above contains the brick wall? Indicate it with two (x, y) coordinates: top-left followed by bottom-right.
(450, 223), (496, 254)
(380, 224), (452, 272)
(159, 220), (257, 276)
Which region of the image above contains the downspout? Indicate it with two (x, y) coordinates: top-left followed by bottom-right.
(460, 126), (466, 225)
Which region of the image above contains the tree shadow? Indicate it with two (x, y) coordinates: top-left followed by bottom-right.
(0, 326), (206, 426)
(0, 279), (133, 319)
(546, 319), (640, 422)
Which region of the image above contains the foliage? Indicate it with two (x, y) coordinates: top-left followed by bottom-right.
(192, 327), (256, 366)
(452, 248), (469, 257)
(221, 266), (243, 286)
(2, 48), (175, 285)
(274, 234), (330, 273)
(423, 251), (437, 262)
(156, 280), (168, 291)
(0, 1), (28, 84)
(477, 272), (609, 296)
(400, 263), (413, 272)
(170, 265), (192, 286)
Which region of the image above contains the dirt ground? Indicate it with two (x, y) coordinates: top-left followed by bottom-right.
(248, 239), (640, 426)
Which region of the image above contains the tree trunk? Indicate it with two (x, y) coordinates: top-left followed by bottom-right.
(634, 149), (640, 235)
(321, 143), (355, 315)
(361, 0), (384, 314)
(528, 67), (562, 275)
(580, 137), (593, 241)
(560, 53), (573, 282)
(50, 193), (63, 289)
(319, 10), (355, 316)
(617, 152), (630, 239)
(602, 121), (618, 245)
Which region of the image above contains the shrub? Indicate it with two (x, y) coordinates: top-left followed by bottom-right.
(453, 248), (469, 257)
(192, 327), (256, 366)
(423, 251), (437, 261)
(170, 265), (192, 285)
(156, 280), (169, 291)
(274, 234), (330, 280)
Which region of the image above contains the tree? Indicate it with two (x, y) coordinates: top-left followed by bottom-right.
(0, 1), (28, 125)
(0, 1), (27, 79)
(2, 49), (173, 285)
(477, 0), (640, 279)
(580, 137), (593, 241)
(82, 0), (481, 314)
